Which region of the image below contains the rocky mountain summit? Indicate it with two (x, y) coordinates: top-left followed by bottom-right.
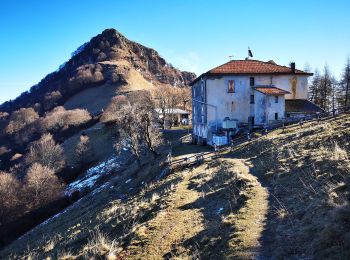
(0, 28), (196, 113)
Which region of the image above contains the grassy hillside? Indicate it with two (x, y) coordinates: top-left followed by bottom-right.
(1, 114), (350, 259)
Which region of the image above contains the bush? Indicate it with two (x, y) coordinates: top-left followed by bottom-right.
(41, 106), (91, 132)
(0, 172), (22, 224)
(43, 91), (62, 110)
(24, 163), (64, 209)
(5, 108), (39, 135)
(26, 133), (66, 172)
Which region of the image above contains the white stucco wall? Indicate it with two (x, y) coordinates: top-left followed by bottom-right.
(253, 91), (285, 124)
(254, 75), (309, 99)
(206, 76), (252, 126)
(192, 73), (309, 141)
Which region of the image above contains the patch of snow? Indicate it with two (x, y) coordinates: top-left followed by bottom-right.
(66, 157), (120, 195)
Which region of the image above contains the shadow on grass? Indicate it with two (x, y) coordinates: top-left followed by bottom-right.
(163, 160), (259, 259)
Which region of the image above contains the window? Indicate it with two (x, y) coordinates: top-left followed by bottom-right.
(250, 77), (255, 86)
(228, 80), (235, 93)
(250, 94), (254, 104)
(275, 113), (278, 120)
(248, 116), (255, 126)
(275, 96), (278, 103)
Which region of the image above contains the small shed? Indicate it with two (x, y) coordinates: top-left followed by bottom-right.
(155, 108), (190, 125)
(285, 99), (325, 118)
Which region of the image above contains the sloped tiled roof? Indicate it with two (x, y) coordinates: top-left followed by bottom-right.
(190, 59), (313, 85)
(254, 86), (290, 95)
(209, 60), (311, 75)
(285, 99), (325, 113)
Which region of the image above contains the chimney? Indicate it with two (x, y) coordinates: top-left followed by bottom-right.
(291, 62), (296, 74)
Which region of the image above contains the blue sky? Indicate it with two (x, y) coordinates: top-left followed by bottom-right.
(0, 0), (349, 104)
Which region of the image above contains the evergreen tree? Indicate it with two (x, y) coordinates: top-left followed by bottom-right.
(308, 69), (321, 105)
(339, 57), (350, 107)
(319, 65), (333, 111)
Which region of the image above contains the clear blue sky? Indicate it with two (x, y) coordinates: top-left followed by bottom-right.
(1, 0), (349, 104)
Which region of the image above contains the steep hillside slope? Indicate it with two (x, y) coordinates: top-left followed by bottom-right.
(1, 115), (349, 259)
(231, 114), (350, 259)
(0, 28), (195, 114)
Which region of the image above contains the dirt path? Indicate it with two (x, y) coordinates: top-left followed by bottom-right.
(126, 157), (269, 259)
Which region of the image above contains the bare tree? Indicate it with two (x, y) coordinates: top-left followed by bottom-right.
(153, 86), (168, 129)
(178, 87), (192, 111)
(153, 85), (183, 128)
(26, 133), (66, 172)
(75, 134), (92, 165)
(100, 95), (129, 124)
(0, 171), (22, 223)
(114, 104), (143, 167)
(24, 163), (64, 209)
(113, 92), (163, 166)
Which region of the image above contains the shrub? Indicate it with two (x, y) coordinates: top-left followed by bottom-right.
(26, 133), (65, 172)
(43, 91), (62, 110)
(5, 107), (39, 135)
(41, 106), (91, 132)
(24, 163), (64, 209)
(0, 171), (22, 224)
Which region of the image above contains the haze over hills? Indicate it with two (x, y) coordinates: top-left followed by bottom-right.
(0, 28), (196, 114)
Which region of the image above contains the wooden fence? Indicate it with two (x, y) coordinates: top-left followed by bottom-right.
(168, 106), (350, 171)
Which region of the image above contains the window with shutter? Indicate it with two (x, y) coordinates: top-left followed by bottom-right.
(228, 80), (235, 93)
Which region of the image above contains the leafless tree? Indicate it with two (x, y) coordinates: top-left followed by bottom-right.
(114, 103), (143, 167)
(100, 95), (129, 124)
(178, 87), (192, 111)
(24, 163), (64, 209)
(0, 171), (22, 223)
(26, 133), (66, 172)
(153, 85), (184, 128)
(75, 134), (92, 165)
(113, 92), (163, 166)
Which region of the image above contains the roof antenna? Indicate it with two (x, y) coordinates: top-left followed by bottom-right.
(228, 55), (234, 61)
(248, 47), (253, 59)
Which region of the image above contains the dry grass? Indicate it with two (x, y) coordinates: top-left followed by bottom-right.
(82, 229), (120, 259)
(231, 113), (350, 259)
(64, 84), (120, 116)
(3, 115), (350, 259)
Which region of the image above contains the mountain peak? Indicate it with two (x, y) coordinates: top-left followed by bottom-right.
(0, 28), (196, 113)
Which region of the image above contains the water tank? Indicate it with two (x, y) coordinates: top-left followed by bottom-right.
(222, 118), (238, 129)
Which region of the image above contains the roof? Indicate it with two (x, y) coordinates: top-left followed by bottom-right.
(285, 99), (325, 113)
(190, 59), (313, 85)
(254, 86), (290, 95)
(155, 108), (189, 115)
